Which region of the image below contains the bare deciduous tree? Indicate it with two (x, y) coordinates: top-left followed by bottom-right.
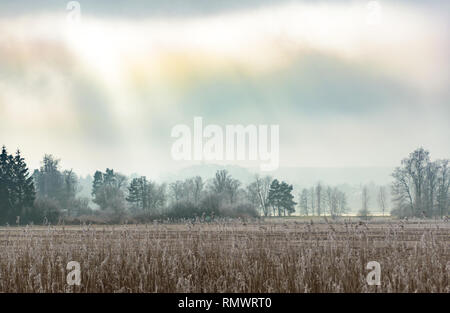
(359, 185), (370, 219)
(377, 186), (387, 216)
(309, 186), (315, 216)
(299, 188), (309, 216)
(248, 175), (272, 216)
(392, 148), (449, 218)
(316, 183), (322, 216)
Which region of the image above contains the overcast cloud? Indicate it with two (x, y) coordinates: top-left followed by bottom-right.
(0, 0), (448, 178)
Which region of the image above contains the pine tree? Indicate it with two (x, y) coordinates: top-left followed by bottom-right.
(126, 177), (156, 211)
(104, 169), (116, 186)
(268, 179), (296, 216)
(268, 179), (281, 216)
(92, 171), (104, 197)
(127, 177), (143, 209)
(0, 146), (35, 224)
(279, 182), (296, 216)
(12, 149), (36, 219)
(0, 146), (13, 223)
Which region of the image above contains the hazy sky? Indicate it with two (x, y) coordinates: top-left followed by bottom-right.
(0, 0), (449, 177)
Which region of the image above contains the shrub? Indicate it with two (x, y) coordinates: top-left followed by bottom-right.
(32, 197), (61, 224)
(220, 202), (259, 219)
(167, 201), (202, 219)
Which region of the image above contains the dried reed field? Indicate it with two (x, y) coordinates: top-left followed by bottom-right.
(0, 219), (448, 293)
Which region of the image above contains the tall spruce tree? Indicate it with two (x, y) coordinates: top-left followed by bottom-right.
(0, 146), (13, 223)
(268, 179), (281, 216)
(127, 177), (144, 209)
(0, 146), (36, 224)
(279, 181), (296, 216)
(12, 150), (36, 220)
(92, 171), (104, 197)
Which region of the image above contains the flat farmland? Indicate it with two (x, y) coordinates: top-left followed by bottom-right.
(0, 219), (448, 293)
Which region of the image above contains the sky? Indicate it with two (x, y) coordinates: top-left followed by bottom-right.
(0, 0), (449, 179)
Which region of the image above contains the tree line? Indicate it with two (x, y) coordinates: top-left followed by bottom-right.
(0, 145), (299, 224)
(0, 145), (448, 224)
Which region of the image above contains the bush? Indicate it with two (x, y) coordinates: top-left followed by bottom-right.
(32, 197), (61, 224)
(165, 196), (258, 221)
(130, 211), (162, 223)
(200, 194), (222, 215)
(67, 197), (93, 216)
(167, 201), (202, 219)
(357, 208), (372, 221)
(220, 202), (259, 219)
(390, 207), (414, 219)
(63, 210), (134, 225)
